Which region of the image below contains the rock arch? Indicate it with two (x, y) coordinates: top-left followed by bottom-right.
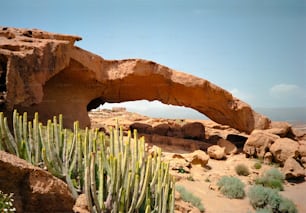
(0, 27), (270, 133)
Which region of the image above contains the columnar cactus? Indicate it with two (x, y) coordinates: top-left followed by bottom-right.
(85, 124), (175, 213)
(0, 110), (175, 212)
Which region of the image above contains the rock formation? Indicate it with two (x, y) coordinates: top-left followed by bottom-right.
(0, 27), (270, 133)
(0, 151), (74, 213)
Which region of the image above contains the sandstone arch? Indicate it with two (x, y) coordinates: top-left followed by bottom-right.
(0, 27), (270, 133)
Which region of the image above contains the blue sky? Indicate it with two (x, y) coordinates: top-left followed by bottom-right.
(1, 0), (305, 119)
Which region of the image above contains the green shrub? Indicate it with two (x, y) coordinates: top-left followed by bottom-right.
(176, 185), (205, 212)
(248, 185), (297, 213)
(0, 191), (16, 212)
(255, 168), (284, 191)
(265, 168), (284, 181)
(235, 164), (250, 176)
(217, 176), (245, 199)
(253, 162), (262, 170)
(279, 198), (298, 213)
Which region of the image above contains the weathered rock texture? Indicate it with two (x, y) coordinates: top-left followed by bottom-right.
(0, 27), (270, 133)
(0, 151), (74, 213)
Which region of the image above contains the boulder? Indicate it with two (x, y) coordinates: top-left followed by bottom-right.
(169, 154), (191, 173)
(182, 122), (205, 140)
(282, 157), (305, 179)
(207, 145), (226, 160)
(270, 138), (299, 165)
(167, 123), (184, 138)
(130, 122), (153, 134)
(301, 157), (306, 166)
(153, 123), (170, 136)
(299, 140), (306, 157)
(217, 138), (237, 155)
(144, 134), (211, 151)
(0, 151), (74, 213)
(266, 121), (293, 138)
(182, 150), (210, 167)
(243, 130), (279, 158)
(73, 194), (90, 213)
(263, 152), (273, 165)
(0, 27), (270, 133)
(292, 126), (306, 141)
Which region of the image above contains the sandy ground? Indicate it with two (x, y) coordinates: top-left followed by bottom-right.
(89, 110), (306, 213)
(175, 154), (306, 213)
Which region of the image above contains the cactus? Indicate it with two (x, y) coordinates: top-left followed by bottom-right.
(0, 110), (81, 198)
(0, 110), (175, 212)
(85, 122), (175, 213)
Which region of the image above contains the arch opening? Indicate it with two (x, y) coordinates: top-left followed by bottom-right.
(89, 99), (208, 120)
(87, 97), (105, 112)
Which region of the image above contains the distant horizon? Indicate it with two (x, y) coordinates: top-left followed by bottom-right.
(98, 100), (306, 124)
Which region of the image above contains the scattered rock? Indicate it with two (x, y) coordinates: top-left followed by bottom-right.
(153, 123), (171, 136)
(298, 140), (306, 157)
(301, 157), (306, 167)
(169, 154), (191, 173)
(130, 122), (153, 134)
(207, 145), (226, 160)
(267, 121), (293, 138)
(182, 150), (210, 167)
(243, 130), (279, 158)
(206, 135), (222, 145)
(167, 123), (184, 138)
(282, 157), (305, 179)
(0, 151), (74, 213)
(73, 194), (90, 213)
(270, 138), (299, 165)
(263, 152), (273, 165)
(182, 122), (205, 140)
(217, 138), (237, 155)
(292, 126), (306, 141)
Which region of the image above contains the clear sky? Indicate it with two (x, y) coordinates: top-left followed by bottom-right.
(1, 0), (305, 119)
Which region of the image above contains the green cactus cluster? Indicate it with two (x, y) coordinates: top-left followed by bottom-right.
(0, 110), (175, 212)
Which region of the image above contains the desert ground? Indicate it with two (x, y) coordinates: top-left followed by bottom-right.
(89, 108), (306, 213)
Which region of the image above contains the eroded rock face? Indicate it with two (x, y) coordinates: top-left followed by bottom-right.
(0, 151), (74, 213)
(0, 27), (270, 133)
(243, 130), (280, 158)
(282, 157), (305, 179)
(270, 138), (299, 165)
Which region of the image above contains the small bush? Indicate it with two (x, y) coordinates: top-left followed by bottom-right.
(253, 162), (262, 170)
(265, 168), (284, 181)
(255, 168), (284, 191)
(176, 185), (205, 212)
(0, 191), (16, 212)
(248, 185), (297, 213)
(235, 164), (250, 176)
(279, 198), (298, 213)
(217, 176), (245, 199)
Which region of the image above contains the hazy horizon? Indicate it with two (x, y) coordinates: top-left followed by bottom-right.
(99, 100), (306, 124)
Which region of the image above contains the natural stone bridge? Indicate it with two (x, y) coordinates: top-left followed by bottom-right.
(0, 27), (270, 133)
